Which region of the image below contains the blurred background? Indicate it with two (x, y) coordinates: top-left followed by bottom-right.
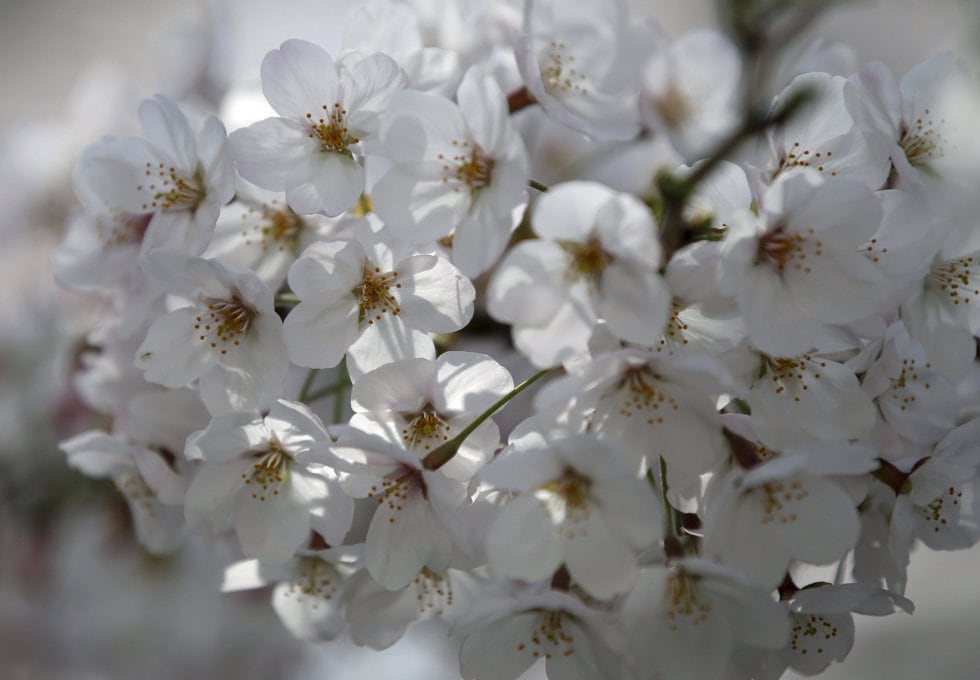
(1, 0), (979, 678)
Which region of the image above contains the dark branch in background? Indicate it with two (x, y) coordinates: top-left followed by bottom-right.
(653, 0), (840, 261)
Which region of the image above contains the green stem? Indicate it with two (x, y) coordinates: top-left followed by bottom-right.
(303, 367), (350, 406)
(332, 361), (349, 423)
(528, 179), (549, 193)
(657, 457), (682, 538)
(298, 368), (319, 402)
(422, 368), (552, 471)
(276, 292), (300, 307)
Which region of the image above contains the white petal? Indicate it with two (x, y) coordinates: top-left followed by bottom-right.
(365, 491), (430, 589)
(346, 319), (435, 381)
(486, 495), (563, 582)
(459, 613), (539, 680)
(234, 489), (311, 563)
(435, 351), (514, 414)
(396, 255), (474, 332)
(138, 96), (197, 170)
(598, 263), (670, 346)
(485, 240), (571, 325)
(351, 358), (434, 412)
(229, 117), (316, 191)
(261, 39), (340, 120)
(283, 298), (360, 368)
(285, 152), (365, 216)
(136, 307), (213, 388)
(564, 509), (638, 599)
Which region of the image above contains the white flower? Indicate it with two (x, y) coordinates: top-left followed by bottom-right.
(861, 322), (961, 454)
(75, 95), (233, 256)
(61, 430), (187, 554)
(487, 181), (669, 367)
(768, 583), (912, 677)
(534, 348), (731, 479)
(205, 182), (340, 291)
(459, 589), (631, 680)
(374, 66), (530, 276)
(701, 443), (876, 589)
(722, 170), (888, 357)
(349, 351), (514, 480)
(228, 39), (406, 216)
(222, 547), (359, 642)
(342, 0), (461, 96)
(282, 222), (474, 379)
(517, 0), (642, 139)
(848, 52), (970, 185)
(481, 431), (662, 599)
(746, 351), (876, 449)
(345, 566), (463, 650)
(640, 29), (741, 160)
(307, 430), (469, 590)
(901, 244), (980, 377)
(135, 250), (288, 415)
(184, 399), (353, 564)
(888, 417), (980, 562)
(622, 559), (789, 680)
(764, 72), (890, 188)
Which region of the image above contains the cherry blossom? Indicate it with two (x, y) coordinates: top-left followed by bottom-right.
(184, 399), (353, 563)
(487, 181), (669, 366)
(373, 66), (530, 276)
(75, 95), (233, 256)
(135, 250), (288, 414)
(481, 430), (662, 599)
(229, 39), (406, 216)
(282, 220), (474, 379)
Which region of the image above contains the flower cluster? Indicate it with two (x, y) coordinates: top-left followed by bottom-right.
(56, 0), (980, 678)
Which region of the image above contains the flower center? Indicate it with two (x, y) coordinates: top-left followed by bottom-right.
(514, 610), (576, 660)
(413, 567), (454, 615)
(763, 355), (826, 403)
(655, 86), (691, 128)
(920, 484), (963, 533)
(778, 142), (836, 176)
(537, 467), (593, 529)
(371, 464), (427, 518)
(900, 108), (945, 168)
(927, 255), (979, 306)
(758, 479), (807, 524)
(791, 613), (841, 657)
(402, 408), (451, 451)
(541, 40), (587, 96)
(242, 203), (305, 252)
(665, 571), (711, 629)
(438, 140), (495, 194)
(241, 442), (290, 501)
(617, 367), (679, 426)
(656, 301), (691, 354)
(757, 227), (819, 273)
(138, 163), (205, 212)
(887, 357), (933, 411)
(561, 237), (610, 284)
(194, 296), (257, 356)
(306, 103), (360, 155)
(284, 557), (341, 604)
(353, 266), (401, 325)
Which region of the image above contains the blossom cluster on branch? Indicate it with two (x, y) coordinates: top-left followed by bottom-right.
(55, 0), (980, 678)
